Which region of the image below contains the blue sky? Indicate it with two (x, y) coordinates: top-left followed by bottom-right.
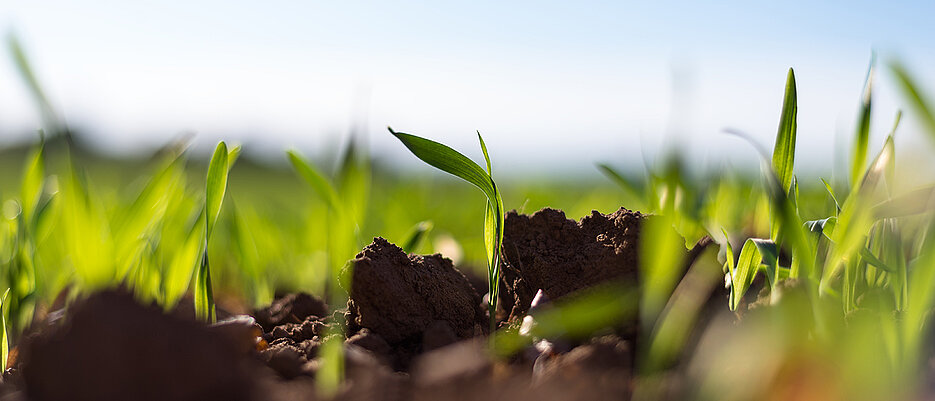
(2, 1), (934, 175)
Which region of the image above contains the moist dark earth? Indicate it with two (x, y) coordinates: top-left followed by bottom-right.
(0, 207), (718, 401)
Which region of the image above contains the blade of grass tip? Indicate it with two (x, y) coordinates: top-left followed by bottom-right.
(388, 127), (497, 203)
(478, 131), (505, 333)
(891, 61), (935, 141)
(227, 144), (242, 170)
(730, 239), (764, 311)
(596, 163), (647, 210)
(205, 141), (230, 238)
(21, 146), (44, 227)
(401, 221), (433, 254)
(287, 150), (342, 212)
(820, 177), (842, 214)
(772, 68), (798, 194)
(851, 56), (875, 187)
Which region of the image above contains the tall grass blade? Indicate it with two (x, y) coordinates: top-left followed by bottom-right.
(772, 68), (798, 194)
(851, 57), (874, 187)
(287, 150), (342, 212)
(401, 221), (433, 254)
(205, 141), (230, 238)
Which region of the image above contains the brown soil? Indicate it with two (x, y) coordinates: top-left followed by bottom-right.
(500, 207), (645, 321)
(1, 207), (725, 401)
(18, 290), (257, 401)
(341, 237), (486, 368)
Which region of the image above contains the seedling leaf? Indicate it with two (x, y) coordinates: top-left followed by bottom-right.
(772, 68), (798, 194)
(205, 141), (230, 239)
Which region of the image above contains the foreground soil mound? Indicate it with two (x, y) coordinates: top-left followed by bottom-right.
(500, 207), (645, 320)
(19, 290), (256, 401)
(343, 237), (486, 367)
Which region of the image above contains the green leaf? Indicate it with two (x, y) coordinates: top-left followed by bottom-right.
(596, 163), (647, 211)
(287, 150), (342, 212)
(388, 127), (497, 203)
(194, 252), (215, 323)
(851, 57), (874, 187)
(227, 144), (242, 169)
(859, 246), (895, 273)
(8, 34), (59, 136)
(772, 68), (798, 194)
(640, 216), (686, 323)
(730, 239), (766, 311)
(820, 178), (842, 214)
(205, 141), (230, 239)
(401, 221), (433, 254)
(163, 210), (205, 310)
(20, 146), (44, 226)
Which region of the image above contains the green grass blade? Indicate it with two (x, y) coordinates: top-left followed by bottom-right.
(194, 252), (215, 322)
(401, 221), (433, 253)
(772, 68), (798, 194)
(596, 163), (647, 211)
(891, 61), (935, 140)
(730, 239), (764, 311)
(20, 146), (44, 227)
(205, 141), (230, 239)
(227, 144), (242, 169)
(820, 178), (842, 214)
(640, 216), (686, 323)
(851, 57), (874, 187)
(287, 150), (342, 212)
(388, 127), (497, 202)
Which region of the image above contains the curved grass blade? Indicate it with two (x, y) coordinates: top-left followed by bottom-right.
(820, 178), (842, 214)
(194, 252), (215, 322)
(20, 146), (44, 227)
(851, 57), (874, 187)
(388, 127), (497, 202)
(287, 150), (342, 212)
(772, 68), (798, 194)
(205, 141), (230, 238)
(401, 221), (433, 253)
(730, 239), (765, 311)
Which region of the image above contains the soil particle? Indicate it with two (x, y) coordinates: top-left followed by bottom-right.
(254, 293), (329, 332)
(500, 207), (645, 320)
(343, 237), (486, 349)
(346, 329), (392, 361)
(19, 290), (256, 401)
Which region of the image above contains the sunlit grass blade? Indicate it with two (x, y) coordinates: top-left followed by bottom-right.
(287, 150), (343, 212)
(729, 239), (764, 311)
(640, 216), (686, 323)
(205, 141), (230, 238)
(772, 68), (798, 194)
(388, 127), (497, 203)
(20, 146), (44, 227)
(596, 163), (648, 211)
(820, 177), (842, 214)
(401, 221), (433, 254)
(851, 56), (874, 187)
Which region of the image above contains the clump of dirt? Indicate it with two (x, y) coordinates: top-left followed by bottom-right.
(19, 290), (257, 401)
(342, 237), (486, 368)
(254, 292), (329, 332)
(500, 207), (645, 320)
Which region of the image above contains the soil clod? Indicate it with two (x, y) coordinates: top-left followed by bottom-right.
(343, 237), (486, 365)
(500, 207), (645, 320)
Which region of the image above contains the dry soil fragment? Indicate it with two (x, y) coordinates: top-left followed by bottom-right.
(500, 207), (645, 320)
(343, 237), (486, 346)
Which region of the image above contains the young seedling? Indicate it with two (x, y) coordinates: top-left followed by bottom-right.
(194, 141), (238, 323)
(388, 127), (504, 333)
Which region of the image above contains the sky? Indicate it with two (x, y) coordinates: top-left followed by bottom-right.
(1, 1), (934, 176)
